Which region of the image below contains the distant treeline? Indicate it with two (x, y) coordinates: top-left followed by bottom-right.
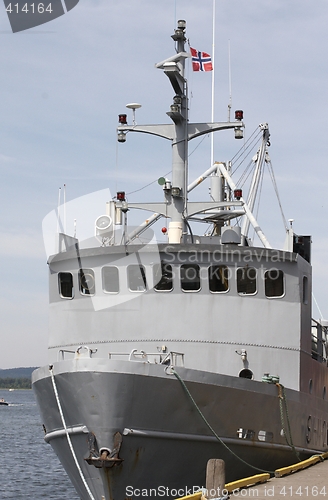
(0, 367), (37, 379)
(0, 377), (32, 389)
(0, 367), (37, 389)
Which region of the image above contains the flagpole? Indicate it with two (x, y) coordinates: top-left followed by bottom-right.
(210, 0), (216, 167)
(228, 40), (232, 121)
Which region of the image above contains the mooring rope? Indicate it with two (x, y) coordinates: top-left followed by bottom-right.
(49, 366), (96, 500)
(171, 368), (274, 475)
(276, 383), (301, 461)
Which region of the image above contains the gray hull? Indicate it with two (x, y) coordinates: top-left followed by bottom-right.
(32, 358), (324, 500)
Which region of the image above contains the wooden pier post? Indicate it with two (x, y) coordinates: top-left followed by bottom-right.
(205, 459), (225, 499)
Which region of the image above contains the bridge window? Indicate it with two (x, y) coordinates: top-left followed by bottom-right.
(79, 269), (95, 296)
(102, 266), (119, 293)
(237, 267), (257, 295)
(265, 269), (284, 297)
(58, 272), (74, 299)
(209, 265), (229, 293)
(128, 265), (147, 291)
(181, 264), (201, 292)
(154, 263), (173, 291)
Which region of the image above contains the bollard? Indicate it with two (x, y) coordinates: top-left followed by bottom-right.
(205, 459), (226, 499)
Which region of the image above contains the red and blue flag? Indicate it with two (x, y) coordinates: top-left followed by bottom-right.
(190, 47), (213, 72)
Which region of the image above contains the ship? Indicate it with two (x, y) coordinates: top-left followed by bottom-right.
(32, 20), (328, 500)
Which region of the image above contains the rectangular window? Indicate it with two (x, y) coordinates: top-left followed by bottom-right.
(237, 267), (257, 295)
(181, 264), (201, 292)
(79, 269), (95, 296)
(154, 262), (173, 291)
(128, 265), (147, 291)
(209, 266), (229, 293)
(58, 272), (74, 299)
(102, 266), (119, 293)
(265, 269), (284, 297)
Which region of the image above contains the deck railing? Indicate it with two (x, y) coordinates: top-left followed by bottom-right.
(311, 319), (328, 363)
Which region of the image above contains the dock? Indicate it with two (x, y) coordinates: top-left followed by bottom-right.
(176, 456), (328, 500)
(230, 459), (328, 498)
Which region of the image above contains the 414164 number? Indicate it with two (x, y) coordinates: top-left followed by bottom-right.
(279, 486), (326, 496)
(5, 3), (53, 14)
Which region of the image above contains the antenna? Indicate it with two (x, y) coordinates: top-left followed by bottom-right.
(210, 0), (216, 167)
(63, 183), (66, 234)
(126, 103), (142, 126)
(228, 40), (232, 122)
(57, 187), (61, 233)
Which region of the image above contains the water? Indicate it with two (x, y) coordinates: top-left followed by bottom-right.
(0, 389), (79, 499)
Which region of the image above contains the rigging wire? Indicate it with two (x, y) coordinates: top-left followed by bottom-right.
(126, 135), (208, 198)
(231, 131), (262, 175)
(230, 127), (261, 164)
(267, 160), (288, 229)
(236, 159), (254, 188)
(188, 134), (208, 157)
(312, 293), (324, 320)
(126, 171), (172, 196)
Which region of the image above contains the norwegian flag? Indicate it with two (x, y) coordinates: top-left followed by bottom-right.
(190, 47), (213, 72)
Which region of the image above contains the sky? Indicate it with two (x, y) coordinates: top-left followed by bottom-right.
(0, 0), (328, 369)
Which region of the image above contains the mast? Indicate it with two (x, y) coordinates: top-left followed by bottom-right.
(166, 20), (188, 243)
(117, 20), (244, 244)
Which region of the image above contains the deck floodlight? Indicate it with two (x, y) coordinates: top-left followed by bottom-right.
(121, 201), (129, 213)
(170, 104), (180, 113)
(235, 127), (243, 140)
(117, 131), (126, 143)
(171, 187), (182, 197)
(95, 215), (113, 238)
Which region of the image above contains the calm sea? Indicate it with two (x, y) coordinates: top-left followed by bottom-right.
(0, 389), (79, 499)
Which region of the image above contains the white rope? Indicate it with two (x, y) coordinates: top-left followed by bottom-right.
(49, 367), (96, 500)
